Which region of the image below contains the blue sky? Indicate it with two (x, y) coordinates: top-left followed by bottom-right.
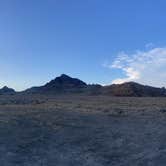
(1, 0), (166, 90)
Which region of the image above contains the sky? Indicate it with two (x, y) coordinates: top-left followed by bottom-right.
(1, 0), (166, 91)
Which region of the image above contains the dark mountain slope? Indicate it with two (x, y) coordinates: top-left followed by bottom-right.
(25, 74), (87, 94)
(0, 86), (16, 95)
(44, 74), (87, 89)
(102, 82), (166, 97)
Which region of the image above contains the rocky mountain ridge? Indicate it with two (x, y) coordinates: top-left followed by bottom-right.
(1, 74), (166, 96)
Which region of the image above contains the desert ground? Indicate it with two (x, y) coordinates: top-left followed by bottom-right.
(0, 94), (166, 166)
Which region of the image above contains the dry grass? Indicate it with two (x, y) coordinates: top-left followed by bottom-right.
(0, 94), (166, 166)
(1, 94), (166, 115)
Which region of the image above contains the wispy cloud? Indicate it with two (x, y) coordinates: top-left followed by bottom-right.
(104, 47), (166, 87)
(145, 43), (155, 49)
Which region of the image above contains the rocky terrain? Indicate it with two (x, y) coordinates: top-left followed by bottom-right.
(22, 74), (166, 96)
(0, 94), (166, 165)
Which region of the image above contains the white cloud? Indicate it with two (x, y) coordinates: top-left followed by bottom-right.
(112, 67), (140, 84)
(106, 47), (166, 87)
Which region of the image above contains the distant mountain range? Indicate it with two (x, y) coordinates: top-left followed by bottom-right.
(1, 74), (166, 97)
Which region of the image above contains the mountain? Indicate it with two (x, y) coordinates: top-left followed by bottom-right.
(25, 74), (87, 94)
(0, 86), (16, 95)
(24, 74), (166, 97)
(102, 82), (166, 97)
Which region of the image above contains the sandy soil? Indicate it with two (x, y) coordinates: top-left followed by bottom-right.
(0, 94), (166, 166)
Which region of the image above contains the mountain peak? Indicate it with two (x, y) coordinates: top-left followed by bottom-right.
(47, 74), (86, 86)
(60, 74), (71, 78)
(2, 86), (9, 89)
(37, 74), (87, 93)
(0, 86), (15, 94)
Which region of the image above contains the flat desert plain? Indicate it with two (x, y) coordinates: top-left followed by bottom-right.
(0, 94), (166, 166)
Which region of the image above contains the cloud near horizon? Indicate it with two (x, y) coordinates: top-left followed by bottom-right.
(104, 47), (166, 87)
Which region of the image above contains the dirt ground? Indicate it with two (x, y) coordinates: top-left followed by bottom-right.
(0, 94), (166, 166)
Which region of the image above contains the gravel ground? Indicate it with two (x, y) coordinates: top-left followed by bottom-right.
(0, 95), (166, 166)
